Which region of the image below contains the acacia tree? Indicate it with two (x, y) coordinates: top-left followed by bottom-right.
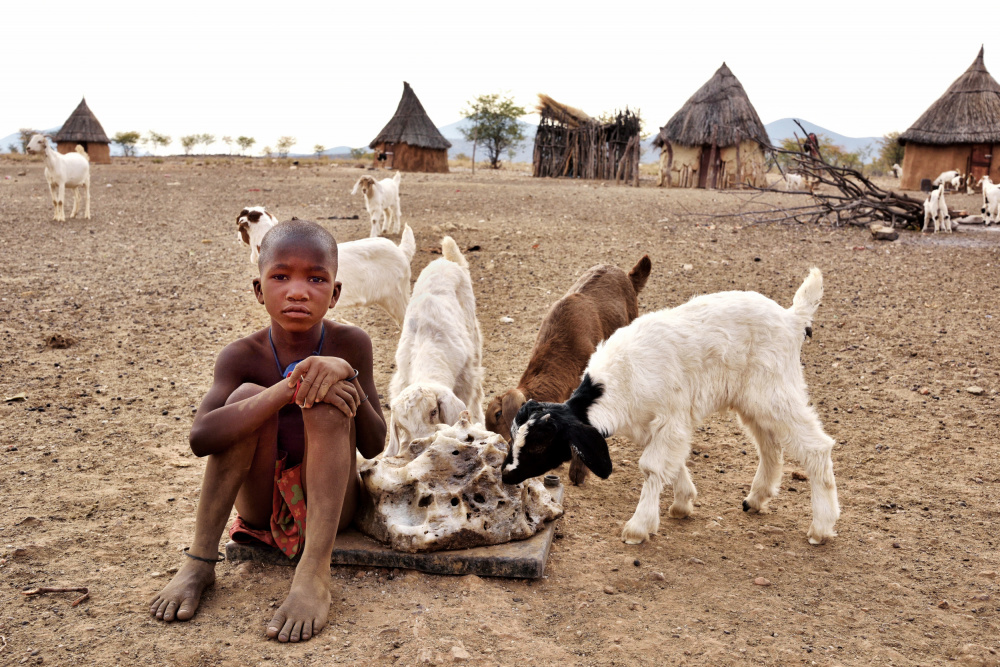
(222, 135), (233, 154)
(112, 131), (141, 157)
(145, 131), (171, 155)
(276, 136), (296, 158)
(19, 128), (38, 152)
(180, 135), (198, 155)
(877, 131), (904, 171)
(236, 136), (256, 155)
(314, 144), (325, 158)
(198, 134), (215, 153)
(460, 93), (526, 169)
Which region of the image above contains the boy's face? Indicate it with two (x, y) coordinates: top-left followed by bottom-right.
(253, 242), (340, 332)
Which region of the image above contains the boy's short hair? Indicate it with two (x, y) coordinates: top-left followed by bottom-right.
(257, 219), (338, 271)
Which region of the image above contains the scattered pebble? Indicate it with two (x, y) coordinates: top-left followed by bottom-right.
(633, 559), (640, 567)
(688, 557), (705, 565)
(603, 585), (616, 595)
(979, 571), (998, 579)
(754, 577), (771, 586)
(649, 572), (665, 582)
(918, 387), (930, 395)
(682, 264), (693, 271)
(892, 542), (901, 549)
(937, 600), (950, 609)
(150, 571), (162, 578)
(499, 316), (514, 324)
(966, 386), (984, 395)
(791, 471), (808, 481)
(450, 645), (471, 661)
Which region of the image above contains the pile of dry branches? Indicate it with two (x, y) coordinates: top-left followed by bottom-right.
(727, 122), (939, 230)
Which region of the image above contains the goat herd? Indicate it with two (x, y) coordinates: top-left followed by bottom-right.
(238, 168), (841, 549)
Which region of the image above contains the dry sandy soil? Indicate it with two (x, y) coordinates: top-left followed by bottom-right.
(1, 158), (999, 667)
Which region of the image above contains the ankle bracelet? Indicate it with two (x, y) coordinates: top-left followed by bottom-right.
(183, 547), (225, 563)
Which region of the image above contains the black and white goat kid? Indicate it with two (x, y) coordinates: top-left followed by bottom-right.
(502, 269), (839, 546)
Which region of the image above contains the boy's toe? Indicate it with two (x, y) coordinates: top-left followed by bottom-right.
(175, 597), (198, 621)
(162, 601), (179, 622)
(289, 620), (304, 642)
(266, 609), (286, 640)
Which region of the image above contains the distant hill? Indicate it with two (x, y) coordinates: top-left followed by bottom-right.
(764, 118), (881, 160)
(0, 127), (61, 153)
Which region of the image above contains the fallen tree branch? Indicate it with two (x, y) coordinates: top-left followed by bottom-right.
(22, 586), (90, 606)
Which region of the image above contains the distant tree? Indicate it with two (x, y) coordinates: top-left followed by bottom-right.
(19, 128), (38, 152)
(276, 136), (296, 158)
(7, 143), (19, 154)
(350, 147), (368, 160)
(198, 133), (215, 152)
(236, 136), (256, 155)
(877, 131), (904, 170)
(112, 131), (142, 157)
(222, 135), (233, 154)
(314, 144), (325, 158)
(776, 134), (864, 172)
(460, 93), (526, 168)
(145, 130), (171, 155)
(262, 145), (274, 158)
(180, 135), (198, 155)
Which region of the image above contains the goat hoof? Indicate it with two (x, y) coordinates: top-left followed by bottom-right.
(742, 500), (750, 512)
(621, 523), (650, 545)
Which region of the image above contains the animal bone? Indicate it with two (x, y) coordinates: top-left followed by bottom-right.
(356, 414), (562, 552)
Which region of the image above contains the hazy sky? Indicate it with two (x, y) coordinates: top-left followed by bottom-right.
(4, 1), (996, 153)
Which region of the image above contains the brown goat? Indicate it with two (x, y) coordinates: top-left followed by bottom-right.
(485, 254), (652, 484)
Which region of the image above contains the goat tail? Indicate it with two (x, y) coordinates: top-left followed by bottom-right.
(628, 254), (652, 294)
(75, 145), (89, 161)
(791, 267), (823, 330)
(398, 224), (416, 263)
(441, 236), (468, 268)
(392, 171), (401, 184)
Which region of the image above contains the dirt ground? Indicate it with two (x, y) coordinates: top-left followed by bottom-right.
(1, 158), (998, 667)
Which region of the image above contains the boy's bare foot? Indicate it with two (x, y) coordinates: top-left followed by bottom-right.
(149, 558), (216, 622)
(266, 563), (331, 642)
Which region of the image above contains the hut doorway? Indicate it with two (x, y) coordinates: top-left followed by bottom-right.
(970, 143), (992, 183)
(698, 144), (721, 189)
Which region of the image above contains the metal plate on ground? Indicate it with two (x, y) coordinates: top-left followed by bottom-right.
(225, 484), (563, 579)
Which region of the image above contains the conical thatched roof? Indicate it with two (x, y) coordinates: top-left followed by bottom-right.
(536, 94), (592, 129)
(899, 47), (1000, 145)
(369, 82), (451, 150)
(653, 63), (769, 148)
(54, 98), (109, 144)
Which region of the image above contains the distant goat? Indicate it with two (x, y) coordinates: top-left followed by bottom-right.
(501, 269), (839, 547)
(25, 134), (90, 222)
(780, 173), (816, 193)
(979, 176), (1000, 226)
(484, 256), (651, 485)
(890, 163), (902, 179)
(236, 207), (415, 325)
(922, 184), (952, 233)
(351, 172), (402, 238)
(933, 169), (962, 191)
(387, 237), (484, 456)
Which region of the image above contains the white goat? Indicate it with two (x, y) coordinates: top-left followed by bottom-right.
(781, 173), (804, 191)
(386, 237), (484, 456)
(501, 269), (840, 547)
(25, 134), (90, 222)
(922, 184), (952, 233)
(979, 176), (1000, 226)
(236, 207), (415, 325)
(351, 172), (402, 238)
(933, 169), (961, 190)
(890, 163), (902, 179)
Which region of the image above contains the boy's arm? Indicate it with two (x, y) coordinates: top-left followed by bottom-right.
(343, 330), (386, 459)
(188, 342), (294, 457)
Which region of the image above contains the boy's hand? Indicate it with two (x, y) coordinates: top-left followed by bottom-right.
(287, 356), (357, 415)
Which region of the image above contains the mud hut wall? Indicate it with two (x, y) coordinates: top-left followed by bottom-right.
(373, 141), (449, 173)
(719, 141), (767, 188)
(898, 143), (996, 190)
(57, 141), (110, 165)
(658, 143), (701, 188)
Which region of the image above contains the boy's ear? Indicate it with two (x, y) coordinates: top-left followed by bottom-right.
(252, 278), (264, 304)
(329, 281), (342, 309)
(567, 423), (612, 479)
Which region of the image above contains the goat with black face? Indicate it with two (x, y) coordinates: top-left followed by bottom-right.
(501, 375), (612, 485)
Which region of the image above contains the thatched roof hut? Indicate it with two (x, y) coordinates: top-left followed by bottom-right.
(652, 63), (769, 189)
(54, 98), (111, 164)
(532, 95), (641, 184)
(898, 47), (1000, 190)
(368, 82), (451, 173)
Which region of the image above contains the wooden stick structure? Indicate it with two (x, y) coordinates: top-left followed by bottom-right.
(729, 120), (954, 229)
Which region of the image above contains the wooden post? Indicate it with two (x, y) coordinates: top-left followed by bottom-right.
(708, 126), (719, 190)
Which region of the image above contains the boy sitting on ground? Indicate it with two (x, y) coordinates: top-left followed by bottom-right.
(150, 219), (386, 642)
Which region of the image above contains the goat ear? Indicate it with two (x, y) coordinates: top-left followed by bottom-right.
(436, 389), (467, 427)
(500, 389), (526, 439)
(238, 226), (250, 245)
(386, 411), (402, 457)
(567, 424), (612, 479)
(350, 180), (360, 195)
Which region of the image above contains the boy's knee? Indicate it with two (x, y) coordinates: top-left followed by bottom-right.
(226, 383), (267, 405)
(302, 402), (351, 433)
